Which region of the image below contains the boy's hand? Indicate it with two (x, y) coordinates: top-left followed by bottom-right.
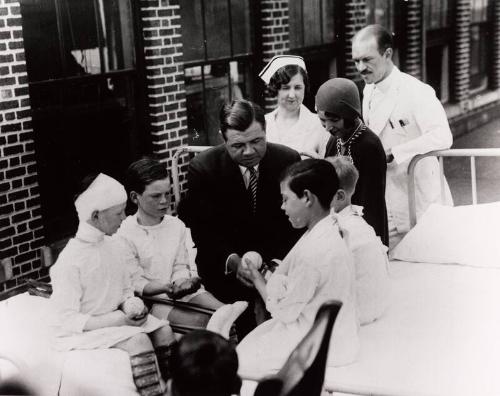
(169, 277), (202, 299)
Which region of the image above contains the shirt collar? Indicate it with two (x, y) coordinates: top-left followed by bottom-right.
(375, 65), (398, 94)
(239, 164), (259, 176)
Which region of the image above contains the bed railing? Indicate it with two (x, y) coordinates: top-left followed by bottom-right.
(407, 148), (500, 228)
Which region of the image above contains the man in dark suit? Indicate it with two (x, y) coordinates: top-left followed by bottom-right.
(179, 99), (302, 336)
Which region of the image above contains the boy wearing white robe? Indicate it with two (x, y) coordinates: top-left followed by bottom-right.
(327, 156), (390, 325)
(50, 173), (175, 396)
(236, 159), (359, 378)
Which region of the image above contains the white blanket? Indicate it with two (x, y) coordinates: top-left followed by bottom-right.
(324, 261), (500, 396)
(0, 293), (137, 396)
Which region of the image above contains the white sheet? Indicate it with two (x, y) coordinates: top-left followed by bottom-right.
(0, 293), (138, 396)
(323, 260), (500, 396)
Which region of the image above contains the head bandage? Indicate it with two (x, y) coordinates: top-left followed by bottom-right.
(259, 55), (307, 84)
(74, 173), (127, 222)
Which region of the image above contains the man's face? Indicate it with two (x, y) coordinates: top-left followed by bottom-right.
(317, 110), (350, 140)
(95, 202), (126, 235)
(352, 36), (392, 84)
(280, 180), (308, 229)
(133, 178), (171, 221)
(225, 120), (267, 168)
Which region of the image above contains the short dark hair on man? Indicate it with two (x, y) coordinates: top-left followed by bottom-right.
(281, 159), (339, 209)
(219, 99), (266, 139)
(169, 330), (241, 396)
(267, 64), (309, 97)
(359, 24), (393, 54)
(125, 157), (169, 196)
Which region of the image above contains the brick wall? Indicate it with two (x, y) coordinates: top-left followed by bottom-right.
(0, 0), (45, 294)
(139, 0), (189, 202)
(402, 0), (423, 79)
(260, 0), (290, 111)
(341, 0), (367, 81)
(452, 0), (471, 103)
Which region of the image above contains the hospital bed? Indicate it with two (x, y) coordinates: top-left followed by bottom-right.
(1, 147), (500, 396)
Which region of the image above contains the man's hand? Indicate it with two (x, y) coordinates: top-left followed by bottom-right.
(122, 307), (148, 327)
(385, 148), (394, 163)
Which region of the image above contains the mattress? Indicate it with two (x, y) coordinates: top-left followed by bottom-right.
(323, 260), (500, 396)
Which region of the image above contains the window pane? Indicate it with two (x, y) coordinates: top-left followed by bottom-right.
(230, 0), (252, 56)
(205, 0), (231, 59)
(469, 24), (489, 90)
(20, 0), (64, 82)
(304, 0), (322, 46)
(185, 62), (251, 146)
(425, 0), (451, 30)
(179, 0), (205, 62)
(471, 0), (489, 23)
(366, 0), (393, 32)
(289, 0), (304, 49)
(322, 0), (336, 44)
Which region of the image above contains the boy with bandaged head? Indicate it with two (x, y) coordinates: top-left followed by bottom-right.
(50, 173), (176, 396)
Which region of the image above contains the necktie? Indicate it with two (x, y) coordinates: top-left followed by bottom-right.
(247, 167), (258, 213)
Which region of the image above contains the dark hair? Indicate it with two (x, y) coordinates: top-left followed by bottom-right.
(359, 24), (393, 55)
(219, 99), (266, 140)
(74, 172), (99, 202)
(169, 330), (241, 396)
(267, 64), (309, 97)
(125, 157), (169, 196)
(281, 159), (339, 209)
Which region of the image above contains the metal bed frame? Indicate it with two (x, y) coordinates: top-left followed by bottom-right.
(407, 148), (500, 228)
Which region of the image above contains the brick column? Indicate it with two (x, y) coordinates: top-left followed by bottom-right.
(340, 0), (367, 81)
(451, 0), (471, 102)
(491, 0), (500, 89)
(260, 0), (290, 111)
(0, 0), (45, 294)
(401, 0), (423, 79)
(139, 0), (189, 203)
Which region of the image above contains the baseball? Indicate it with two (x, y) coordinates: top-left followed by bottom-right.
(122, 297), (145, 318)
(242, 251), (263, 270)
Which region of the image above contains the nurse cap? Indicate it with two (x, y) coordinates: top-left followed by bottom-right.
(259, 55), (307, 84)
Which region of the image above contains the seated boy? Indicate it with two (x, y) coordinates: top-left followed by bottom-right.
(237, 159), (359, 377)
(327, 156), (390, 325)
(50, 173), (174, 396)
(166, 329), (241, 396)
(116, 158), (246, 336)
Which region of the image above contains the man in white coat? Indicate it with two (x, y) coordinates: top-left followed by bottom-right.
(352, 24), (453, 247)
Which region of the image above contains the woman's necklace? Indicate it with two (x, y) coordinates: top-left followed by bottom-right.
(336, 121), (365, 164)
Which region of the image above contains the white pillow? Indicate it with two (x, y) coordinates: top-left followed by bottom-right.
(391, 202), (500, 268)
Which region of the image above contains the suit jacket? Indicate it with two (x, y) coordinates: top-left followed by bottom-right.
(179, 143), (302, 303)
(363, 66), (453, 233)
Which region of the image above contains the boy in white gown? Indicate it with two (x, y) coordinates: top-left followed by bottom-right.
(116, 158), (247, 337)
(236, 159), (359, 378)
(50, 173), (173, 396)
(327, 156), (390, 325)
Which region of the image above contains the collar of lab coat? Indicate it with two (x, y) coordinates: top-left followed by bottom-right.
(363, 66), (402, 135)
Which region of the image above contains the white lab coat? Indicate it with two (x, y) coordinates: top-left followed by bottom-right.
(363, 66), (453, 234)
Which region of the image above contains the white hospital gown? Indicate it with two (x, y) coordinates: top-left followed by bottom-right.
(50, 222), (165, 351)
(116, 214), (203, 299)
(265, 104), (330, 158)
(237, 216), (359, 378)
(335, 205), (390, 325)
